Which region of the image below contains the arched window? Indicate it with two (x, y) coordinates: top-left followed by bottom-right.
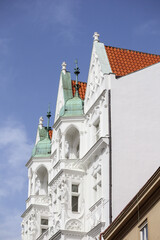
(65, 126), (80, 159)
(35, 166), (48, 195)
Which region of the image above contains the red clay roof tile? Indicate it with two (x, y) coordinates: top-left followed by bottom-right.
(49, 129), (52, 140)
(105, 46), (160, 77)
(72, 80), (87, 100)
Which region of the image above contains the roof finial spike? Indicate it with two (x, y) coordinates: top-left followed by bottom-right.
(62, 61), (67, 74)
(39, 116), (43, 129)
(74, 59), (80, 97)
(93, 32), (100, 42)
(46, 104), (51, 131)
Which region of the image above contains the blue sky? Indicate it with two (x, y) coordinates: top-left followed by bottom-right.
(0, 0), (160, 239)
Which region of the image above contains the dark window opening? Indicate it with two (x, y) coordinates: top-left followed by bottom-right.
(72, 184), (79, 193)
(72, 196), (78, 212)
(41, 219), (48, 225)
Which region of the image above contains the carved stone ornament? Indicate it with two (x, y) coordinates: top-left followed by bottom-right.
(55, 220), (61, 231)
(92, 162), (101, 176)
(61, 179), (69, 203)
(85, 48), (105, 114)
(65, 219), (82, 231)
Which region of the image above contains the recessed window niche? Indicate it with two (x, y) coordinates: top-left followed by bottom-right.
(35, 166), (48, 195)
(65, 127), (80, 159)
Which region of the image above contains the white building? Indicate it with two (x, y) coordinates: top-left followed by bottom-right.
(21, 33), (160, 240)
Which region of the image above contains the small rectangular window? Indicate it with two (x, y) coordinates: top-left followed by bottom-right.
(72, 184), (79, 193)
(41, 219), (48, 225)
(140, 223), (148, 240)
(72, 196), (78, 212)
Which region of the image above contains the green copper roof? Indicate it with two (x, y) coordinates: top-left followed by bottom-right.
(59, 61), (84, 117)
(32, 126), (51, 157)
(32, 137), (51, 157)
(63, 96), (84, 116)
(62, 72), (73, 102)
(39, 127), (48, 140)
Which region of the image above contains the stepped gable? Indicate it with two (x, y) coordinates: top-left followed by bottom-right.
(72, 80), (87, 100)
(105, 46), (160, 77)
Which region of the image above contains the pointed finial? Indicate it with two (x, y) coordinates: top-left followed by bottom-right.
(39, 116), (43, 129)
(74, 59), (80, 84)
(74, 59), (80, 97)
(93, 32), (100, 42)
(46, 104), (51, 130)
(62, 61), (67, 74)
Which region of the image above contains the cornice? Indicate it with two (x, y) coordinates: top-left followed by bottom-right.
(49, 230), (86, 240)
(53, 115), (85, 130)
(48, 169), (63, 186)
(21, 204), (48, 218)
(61, 229), (86, 237)
(77, 137), (109, 168)
(49, 230), (61, 240)
(89, 198), (104, 212)
(25, 156), (51, 168)
(21, 204), (33, 218)
(36, 229), (49, 240)
(87, 222), (105, 237)
(48, 168), (85, 186)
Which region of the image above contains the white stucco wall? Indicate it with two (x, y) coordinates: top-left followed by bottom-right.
(111, 63), (160, 219)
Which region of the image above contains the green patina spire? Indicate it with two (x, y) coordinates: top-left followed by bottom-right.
(61, 60), (84, 117)
(74, 59), (80, 97)
(32, 107), (52, 157)
(46, 104), (51, 131)
(59, 60), (84, 117)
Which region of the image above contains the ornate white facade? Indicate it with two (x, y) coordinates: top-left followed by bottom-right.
(21, 33), (160, 240)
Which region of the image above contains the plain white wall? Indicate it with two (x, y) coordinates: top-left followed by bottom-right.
(111, 63), (160, 219)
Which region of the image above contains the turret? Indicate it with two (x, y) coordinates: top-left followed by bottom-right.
(32, 108), (52, 157)
(62, 60), (84, 117)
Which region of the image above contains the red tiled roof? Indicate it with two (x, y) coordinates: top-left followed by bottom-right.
(72, 80), (87, 100)
(105, 46), (160, 77)
(49, 129), (52, 140)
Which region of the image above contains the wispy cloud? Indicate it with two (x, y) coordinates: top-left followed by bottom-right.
(0, 118), (33, 239)
(0, 118), (33, 196)
(0, 119), (33, 167)
(0, 208), (21, 240)
(34, 0), (81, 42)
(13, 0), (81, 42)
(51, 0), (77, 27)
(134, 19), (160, 36)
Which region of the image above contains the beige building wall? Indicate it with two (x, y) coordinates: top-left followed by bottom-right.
(122, 200), (160, 240)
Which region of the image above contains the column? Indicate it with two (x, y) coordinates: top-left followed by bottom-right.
(32, 172), (37, 195)
(61, 133), (65, 159)
(28, 168), (32, 197)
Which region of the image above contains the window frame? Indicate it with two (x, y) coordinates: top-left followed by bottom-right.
(139, 220), (148, 240)
(71, 183), (79, 213)
(40, 217), (48, 234)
